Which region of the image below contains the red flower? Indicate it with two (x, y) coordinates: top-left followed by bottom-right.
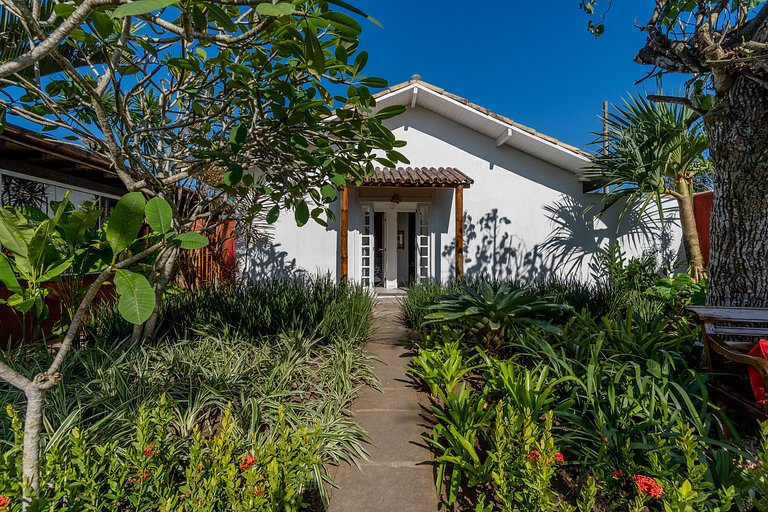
(144, 444), (155, 458)
(239, 454), (256, 472)
(611, 471), (624, 479)
(132, 470), (150, 484)
(633, 474), (663, 498)
(526, 450), (541, 462)
(552, 452), (565, 463)
(0, 496), (10, 511)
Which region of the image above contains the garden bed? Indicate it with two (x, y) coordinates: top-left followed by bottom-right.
(0, 276), (375, 511)
(402, 254), (767, 511)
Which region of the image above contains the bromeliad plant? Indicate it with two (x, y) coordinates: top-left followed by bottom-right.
(422, 282), (570, 354)
(0, 192), (207, 502)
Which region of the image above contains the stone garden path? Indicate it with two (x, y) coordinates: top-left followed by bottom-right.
(328, 300), (438, 511)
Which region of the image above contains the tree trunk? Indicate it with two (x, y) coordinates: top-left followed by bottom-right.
(705, 77), (768, 307)
(675, 178), (705, 281)
(130, 245), (180, 343)
(22, 387), (44, 507)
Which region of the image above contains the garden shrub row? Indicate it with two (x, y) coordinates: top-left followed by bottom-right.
(406, 250), (765, 511)
(0, 277), (375, 510)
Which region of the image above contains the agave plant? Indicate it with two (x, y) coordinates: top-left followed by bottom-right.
(421, 282), (570, 354)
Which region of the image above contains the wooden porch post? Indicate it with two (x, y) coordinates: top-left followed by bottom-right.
(340, 186), (349, 283)
(455, 186), (464, 280)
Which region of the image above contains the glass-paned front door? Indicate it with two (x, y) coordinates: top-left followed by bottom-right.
(415, 204), (430, 282)
(360, 204), (374, 288)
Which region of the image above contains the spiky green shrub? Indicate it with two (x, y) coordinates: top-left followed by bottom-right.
(422, 282), (570, 354)
(84, 274), (373, 344)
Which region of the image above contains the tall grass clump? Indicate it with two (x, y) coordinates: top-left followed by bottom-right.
(84, 274), (374, 344)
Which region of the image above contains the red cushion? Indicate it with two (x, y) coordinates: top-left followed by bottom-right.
(747, 340), (768, 405)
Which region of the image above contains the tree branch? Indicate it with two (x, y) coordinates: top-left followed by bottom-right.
(0, 0), (118, 79)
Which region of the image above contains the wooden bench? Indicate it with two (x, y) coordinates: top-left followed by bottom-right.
(687, 306), (768, 419)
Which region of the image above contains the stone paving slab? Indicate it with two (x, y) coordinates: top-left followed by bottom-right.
(330, 465), (437, 511)
(328, 301), (438, 512)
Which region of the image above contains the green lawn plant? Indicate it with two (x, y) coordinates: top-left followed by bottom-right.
(0, 277), (375, 510)
(405, 277), (761, 510)
(0, 191), (208, 501)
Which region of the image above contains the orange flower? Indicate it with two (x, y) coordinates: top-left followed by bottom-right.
(0, 495), (10, 511)
(132, 470), (150, 484)
(633, 474), (663, 498)
(526, 450), (541, 462)
(144, 444), (155, 458)
(254, 485), (265, 497)
(239, 454), (256, 472)
(611, 471), (624, 479)
(552, 452), (565, 463)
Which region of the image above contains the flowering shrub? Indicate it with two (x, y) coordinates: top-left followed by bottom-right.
(491, 408), (566, 512)
(0, 400), (321, 511)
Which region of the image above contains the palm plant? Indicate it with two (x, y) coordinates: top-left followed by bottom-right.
(583, 94), (710, 281)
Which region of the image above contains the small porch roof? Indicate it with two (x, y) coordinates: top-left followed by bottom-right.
(362, 166), (473, 188)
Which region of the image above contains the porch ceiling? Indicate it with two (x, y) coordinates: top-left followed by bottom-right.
(362, 166), (473, 188)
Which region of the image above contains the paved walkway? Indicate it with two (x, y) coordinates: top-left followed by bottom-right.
(328, 300), (438, 512)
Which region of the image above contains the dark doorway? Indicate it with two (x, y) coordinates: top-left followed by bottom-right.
(374, 212), (385, 287)
(408, 212), (416, 284)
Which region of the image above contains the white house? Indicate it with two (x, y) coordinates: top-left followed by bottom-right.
(242, 77), (682, 287)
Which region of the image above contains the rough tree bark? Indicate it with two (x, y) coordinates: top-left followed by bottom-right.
(705, 77), (768, 306)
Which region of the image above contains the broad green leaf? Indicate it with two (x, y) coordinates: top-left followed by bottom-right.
(173, 231), (209, 249)
(92, 12), (114, 38)
(329, 173), (348, 187)
(0, 254), (22, 294)
(295, 200), (310, 227)
(266, 205), (280, 224)
(145, 196), (173, 233)
(374, 105), (406, 120)
(39, 256), (74, 282)
(224, 164), (243, 186)
(318, 11), (361, 37)
(320, 184), (337, 202)
(54, 3), (76, 17)
(111, 0), (179, 18)
(325, 0), (382, 27)
(0, 208), (33, 257)
(229, 123), (248, 152)
(60, 209), (102, 244)
(106, 192), (146, 260)
(359, 77), (388, 88)
(113, 269), (155, 324)
(255, 2), (295, 16)
(303, 24), (325, 74)
(27, 220), (54, 275)
(7, 294), (35, 314)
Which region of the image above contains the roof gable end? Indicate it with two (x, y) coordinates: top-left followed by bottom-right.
(373, 78), (590, 174)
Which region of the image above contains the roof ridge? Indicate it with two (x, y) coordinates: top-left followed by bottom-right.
(373, 78), (588, 158)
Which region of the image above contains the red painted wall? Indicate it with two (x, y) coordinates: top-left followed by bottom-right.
(0, 277), (114, 347)
(694, 191), (714, 267)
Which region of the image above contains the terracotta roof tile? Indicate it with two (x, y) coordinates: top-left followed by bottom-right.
(363, 167), (473, 188)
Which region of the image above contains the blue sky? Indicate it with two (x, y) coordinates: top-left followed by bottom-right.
(354, 1), (688, 151)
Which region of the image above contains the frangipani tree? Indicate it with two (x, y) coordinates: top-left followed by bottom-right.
(0, 0), (406, 503)
(584, 95), (709, 281)
(0, 0), (407, 340)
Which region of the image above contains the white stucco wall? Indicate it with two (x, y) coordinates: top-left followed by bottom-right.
(243, 105), (684, 284)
